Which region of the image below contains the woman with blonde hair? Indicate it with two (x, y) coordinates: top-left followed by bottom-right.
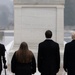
(11, 42), (36, 75)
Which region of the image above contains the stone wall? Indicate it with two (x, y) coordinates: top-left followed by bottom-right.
(14, 0), (65, 5)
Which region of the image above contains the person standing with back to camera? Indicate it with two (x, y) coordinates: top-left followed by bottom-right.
(37, 30), (60, 75)
(0, 43), (7, 75)
(11, 42), (36, 75)
(63, 32), (75, 75)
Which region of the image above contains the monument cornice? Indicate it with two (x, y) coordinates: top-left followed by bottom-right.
(14, 5), (65, 9)
(14, 0), (65, 5)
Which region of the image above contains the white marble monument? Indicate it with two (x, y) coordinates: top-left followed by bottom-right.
(8, 0), (65, 64)
(14, 0), (65, 49)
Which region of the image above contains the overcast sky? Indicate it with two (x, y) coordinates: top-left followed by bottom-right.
(0, 0), (14, 29)
(0, 0), (13, 12)
(0, 0), (13, 6)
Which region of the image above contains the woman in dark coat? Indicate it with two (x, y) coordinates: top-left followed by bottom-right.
(11, 42), (36, 75)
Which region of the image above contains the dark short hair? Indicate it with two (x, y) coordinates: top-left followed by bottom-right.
(45, 30), (52, 38)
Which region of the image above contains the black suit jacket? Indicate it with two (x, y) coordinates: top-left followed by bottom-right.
(37, 39), (60, 74)
(0, 43), (6, 72)
(63, 40), (75, 72)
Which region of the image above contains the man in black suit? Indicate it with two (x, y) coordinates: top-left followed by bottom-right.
(37, 30), (60, 75)
(63, 32), (75, 75)
(0, 43), (7, 75)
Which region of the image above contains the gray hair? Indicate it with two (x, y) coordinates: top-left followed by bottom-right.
(72, 32), (75, 40)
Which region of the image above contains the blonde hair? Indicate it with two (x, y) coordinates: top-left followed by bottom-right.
(72, 32), (75, 40)
(16, 42), (33, 63)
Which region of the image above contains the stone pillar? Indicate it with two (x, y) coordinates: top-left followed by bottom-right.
(56, 6), (64, 48)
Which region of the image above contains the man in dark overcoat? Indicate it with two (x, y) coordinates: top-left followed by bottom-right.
(0, 43), (7, 74)
(37, 30), (60, 75)
(63, 32), (75, 75)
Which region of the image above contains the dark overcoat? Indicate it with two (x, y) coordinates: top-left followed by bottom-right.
(11, 51), (36, 75)
(37, 39), (60, 75)
(0, 44), (6, 74)
(63, 40), (75, 75)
